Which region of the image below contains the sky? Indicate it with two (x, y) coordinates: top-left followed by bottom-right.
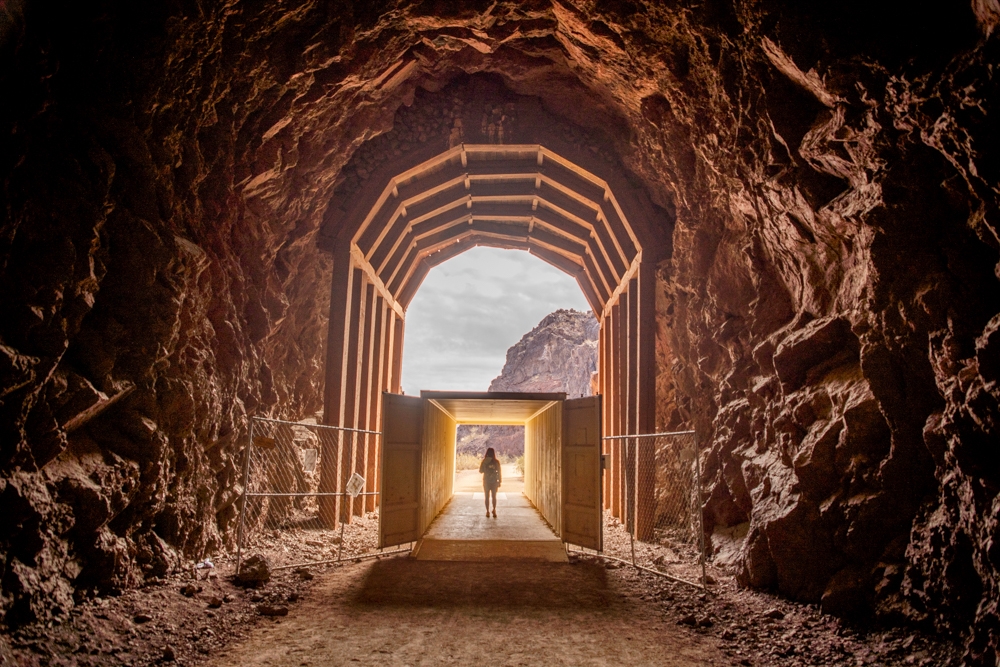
(400, 247), (592, 395)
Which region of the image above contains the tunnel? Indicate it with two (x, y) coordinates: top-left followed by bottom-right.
(378, 391), (601, 555)
(1, 1), (999, 663)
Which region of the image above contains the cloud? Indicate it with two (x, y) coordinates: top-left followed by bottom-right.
(401, 247), (591, 394)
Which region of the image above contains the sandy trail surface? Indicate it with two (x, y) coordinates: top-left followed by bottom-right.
(1, 467), (956, 666)
(206, 467), (721, 665)
(203, 554), (724, 667)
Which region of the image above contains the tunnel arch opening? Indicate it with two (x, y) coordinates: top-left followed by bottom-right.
(318, 140), (665, 540)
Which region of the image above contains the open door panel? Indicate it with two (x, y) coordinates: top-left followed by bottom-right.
(379, 392), (423, 548)
(561, 395), (602, 551)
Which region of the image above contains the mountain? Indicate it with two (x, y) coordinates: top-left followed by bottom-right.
(456, 309), (599, 457)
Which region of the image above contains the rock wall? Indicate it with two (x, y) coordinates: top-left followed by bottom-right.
(1, 1), (998, 661)
(456, 309), (599, 457)
(488, 309), (599, 398)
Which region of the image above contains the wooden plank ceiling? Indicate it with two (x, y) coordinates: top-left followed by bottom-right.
(421, 391), (566, 425)
(350, 144), (643, 316)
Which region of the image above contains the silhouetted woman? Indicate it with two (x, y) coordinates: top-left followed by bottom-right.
(479, 447), (502, 518)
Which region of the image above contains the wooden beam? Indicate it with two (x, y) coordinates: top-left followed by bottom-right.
(415, 235), (532, 274)
(626, 278), (639, 535)
(538, 183), (628, 275)
(392, 222), (531, 297)
(617, 293), (629, 523)
(635, 263), (657, 540)
(527, 225), (588, 258)
(526, 246), (602, 314)
(353, 283), (376, 516)
(322, 250), (352, 427)
(390, 315), (404, 394)
(601, 253), (642, 320)
(582, 251), (613, 304)
(319, 249), (355, 527)
(413, 219), (529, 254)
(410, 206), (473, 240)
(339, 268), (366, 523)
(350, 244), (404, 319)
(367, 206), (415, 276)
(610, 302), (622, 520)
(370, 298), (391, 511)
(538, 145), (642, 251)
(638, 262), (656, 435)
(418, 236), (481, 267)
(601, 318), (612, 509)
(627, 275), (640, 437)
(355, 144), (643, 282)
(379, 230), (419, 293)
(374, 183), (629, 293)
(525, 244), (585, 275)
(61, 383), (135, 433)
(352, 145), (464, 247)
(535, 195), (622, 285)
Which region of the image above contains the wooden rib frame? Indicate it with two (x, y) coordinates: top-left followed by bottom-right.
(322, 144), (658, 534)
(352, 145), (639, 310)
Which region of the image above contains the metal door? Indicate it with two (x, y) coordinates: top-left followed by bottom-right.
(379, 393), (423, 548)
(561, 395), (602, 550)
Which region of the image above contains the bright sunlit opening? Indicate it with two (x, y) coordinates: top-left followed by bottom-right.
(400, 247), (591, 395)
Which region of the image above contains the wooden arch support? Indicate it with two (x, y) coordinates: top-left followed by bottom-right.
(319, 145), (659, 537)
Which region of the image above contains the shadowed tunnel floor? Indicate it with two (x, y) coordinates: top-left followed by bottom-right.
(204, 557), (724, 666)
(354, 559), (608, 608)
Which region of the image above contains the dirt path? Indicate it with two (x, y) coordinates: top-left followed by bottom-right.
(203, 555), (724, 667)
(0, 474), (963, 666)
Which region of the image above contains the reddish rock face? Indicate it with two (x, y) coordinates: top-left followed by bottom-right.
(456, 308), (599, 457)
(487, 309), (599, 399)
(1, 0), (998, 661)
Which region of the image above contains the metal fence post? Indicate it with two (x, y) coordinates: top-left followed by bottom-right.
(628, 437), (636, 568)
(235, 417), (255, 575)
(693, 430), (708, 589)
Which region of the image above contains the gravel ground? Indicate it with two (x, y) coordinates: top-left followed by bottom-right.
(0, 509), (965, 666)
(239, 511), (384, 569)
(571, 511), (964, 667)
(597, 510), (707, 586)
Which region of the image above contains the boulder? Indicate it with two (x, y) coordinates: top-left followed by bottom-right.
(236, 555), (271, 587)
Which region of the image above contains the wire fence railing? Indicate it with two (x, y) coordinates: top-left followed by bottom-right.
(233, 419), (705, 588)
(573, 431), (706, 589)
(235, 417), (409, 575)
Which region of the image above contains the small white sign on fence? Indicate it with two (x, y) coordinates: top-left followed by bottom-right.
(300, 448), (318, 473)
(346, 472), (366, 498)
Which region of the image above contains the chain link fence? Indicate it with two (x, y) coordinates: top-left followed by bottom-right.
(234, 419), (705, 587)
(574, 431), (707, 589)
(235, 417), (408, 574)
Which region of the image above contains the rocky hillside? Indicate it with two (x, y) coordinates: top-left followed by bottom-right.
(489, 309), (599, 397)
(457, 309), (599, 457)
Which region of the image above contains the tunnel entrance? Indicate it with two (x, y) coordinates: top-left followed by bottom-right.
(379, 391), (602, 555)
(318, 143), (663, 535)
